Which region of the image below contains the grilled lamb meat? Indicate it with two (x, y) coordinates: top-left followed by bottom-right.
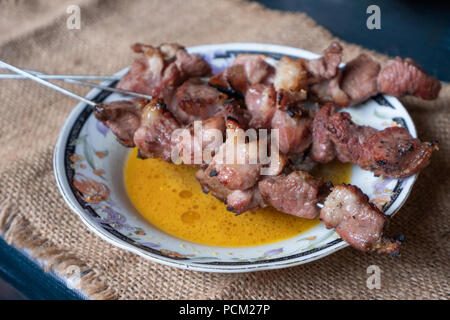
(311, 54), (381, 107)
(209, 54), (274, 96)
(311, 104), (438, 178)
(133, 99), (181, 162)
(306, 42), (343, 81)
(173, 115), (225, 166)
(174, 49), (212, 78)
(207, 138), (263, 190)
(270, 109), (313, 156)
(308, 43), (440, 106)
(168, 78), (228, 124)
(233, 54), (275, 85)
(377, 57), (441, 100)
(94, 99), (148, 147)
(117, 43), (210, 96)
(174, 101), (252, 165)
(310, 69), (350, 107)
(340, 54), (381, 105)
(245, 83), (277, 128)
(214, 101), (252, 130)
(327, 111), (377, 163)
(320, 184), (402, 255)
(259, 171), (329, 219)
(195, 167), (266, 214)
(226, 187), (266, 214)
(274, 56), (309, 109)
(310, 103), (336, 163)
(358, 127), (438, 178)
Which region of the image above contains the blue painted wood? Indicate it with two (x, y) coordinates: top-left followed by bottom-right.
(255, 0), (450, 81)
(0, 237), (84, 300)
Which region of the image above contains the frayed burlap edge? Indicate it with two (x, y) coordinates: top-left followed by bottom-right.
(0, 199), (118, 299)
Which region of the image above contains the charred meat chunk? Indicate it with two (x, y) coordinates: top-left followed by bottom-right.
(168, 78), (228, 124)
(326, 111), (377, 163)
(320, 184), (402, 255)
(133, 99), (181, 162)
(358, 127), (439, 178)
(259, 171), (329, 219)
(94, 99), (148, 147)
(310, 103), (336, 163)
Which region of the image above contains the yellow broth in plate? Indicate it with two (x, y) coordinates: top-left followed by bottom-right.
(124, 148), (351, 247)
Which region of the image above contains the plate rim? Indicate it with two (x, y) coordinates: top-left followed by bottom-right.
(53, 42), (417, 273)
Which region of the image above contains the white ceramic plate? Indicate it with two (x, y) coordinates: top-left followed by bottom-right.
(54, 43), (417, 272)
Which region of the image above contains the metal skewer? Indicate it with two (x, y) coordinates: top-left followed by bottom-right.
(0, 62), (153, 102)
(0, 60), (97, 106)
(62, 78), (154, 100)
(0, 73), (120, 81)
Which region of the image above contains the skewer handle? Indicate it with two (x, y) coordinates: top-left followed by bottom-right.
(0, 74), (120, 81)
(0, 60), (97, 106)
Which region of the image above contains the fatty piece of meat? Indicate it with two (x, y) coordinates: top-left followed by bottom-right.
(208, 138), (262, 190)
(117, 43), (178, 95)
(168, 78), (228, 124)
(94, 99), (148, 147)
(273, 56), (309, 110)
(209, 54), (274, 96)
(258, 171), (328, 219)
(225, 187), (266, 214)
(233, 54), (275, 85)
(378, 57), (441, 100)
(358, 127), (438, 178)
(174, 115), (226, 166)
(320, 184), (402, 254)
(270, 109), (313, 156)
(245, 84), (276, 128)
(117, 43), (211, 96)
(133, 99), (181, 162)
(274, 56), (308, 92)
(195, 168), (265, 214)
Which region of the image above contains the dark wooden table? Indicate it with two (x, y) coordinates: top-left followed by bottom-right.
(1, 0), (448, 300)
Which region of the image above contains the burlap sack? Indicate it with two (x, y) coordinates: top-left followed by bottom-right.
(0, 0), (448, 300)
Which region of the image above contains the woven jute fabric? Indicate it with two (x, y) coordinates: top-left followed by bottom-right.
(0, 0), (448, 300)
